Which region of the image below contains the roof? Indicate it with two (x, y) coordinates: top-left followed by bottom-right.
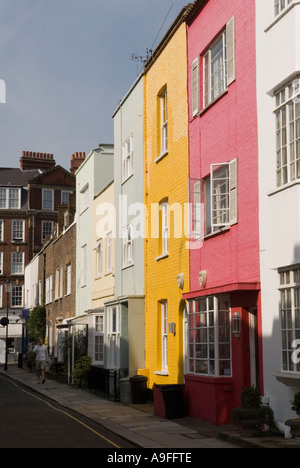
(0, 168), (41, 187)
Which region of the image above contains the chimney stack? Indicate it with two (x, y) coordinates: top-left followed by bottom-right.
(70, 152), (85, 174)
(20, 151), (56, 171)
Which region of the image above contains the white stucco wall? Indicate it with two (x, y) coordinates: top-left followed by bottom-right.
(257, 0), (300, 421)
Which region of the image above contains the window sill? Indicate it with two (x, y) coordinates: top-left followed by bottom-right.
(273, 371), (300, 386)
(204, 226), (231, 240)
(122, 173), (134, 185)
(154, 151), (168, 164)
(199, 88), (229, 117)
(122, 263), (134, 271)
(154, 371), (169, 376)
(155, 253), (169, 262)
(268, 179), (300, 197)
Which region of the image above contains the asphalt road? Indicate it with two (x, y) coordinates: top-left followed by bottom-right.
(0, 375), (136, 448)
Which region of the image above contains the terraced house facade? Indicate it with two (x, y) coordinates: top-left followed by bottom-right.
(21, 0), (300, 428)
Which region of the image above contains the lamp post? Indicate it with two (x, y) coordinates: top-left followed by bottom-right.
(4, 280), (11, 371)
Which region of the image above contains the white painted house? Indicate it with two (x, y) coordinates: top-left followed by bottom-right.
(256, 0), (300, 422)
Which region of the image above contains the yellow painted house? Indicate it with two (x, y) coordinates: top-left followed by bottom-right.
(143, 8), (190, 388)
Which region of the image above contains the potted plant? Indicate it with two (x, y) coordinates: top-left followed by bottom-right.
(232, 386), (274, 430)
(285, 392), (300, 438)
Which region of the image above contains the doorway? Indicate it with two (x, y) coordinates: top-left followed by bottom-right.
(249, 308), (260, 388)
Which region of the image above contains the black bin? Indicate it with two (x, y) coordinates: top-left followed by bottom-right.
(158, 384), (185, 419)
(18, 353), (23, 369)
(129, 375), (148, 404)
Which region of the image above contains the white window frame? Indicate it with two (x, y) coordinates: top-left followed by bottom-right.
(11, 285), (23, 308)
(94, 315), (104, 365)
(122, 135), (133, 182)
(11, 219), (25, 242)
(11, 252), (25, 275)
(274, 77), (300, 187)
(161, 301), (168, 373)
(38, 280), (42, 305)
(274, 0), (293, 16)
(189, 158), (238, 236)
(107, 305), (121, 369)
(279, 267), (300, 373)
(0, 220), (3, 242)
(187, 296), (232, 377)
(203, 17), (235, 109)
(192, 58), (199, 117)
(66, 263), (71, 296)
(55, 268), (60, 300)
(81, 244), (87, 287)
(61, 190), (73, 206)
(0, 252), (3, 275)
(42, 221), (54, 243)
(42, 189), (54, 211)
(60, 266), (63, 298)
(106, 232), (112, 273)
(80, 184), (89, 214)
(161, 202), (169, 256)
(0, 285), (2, 308)
(0, 188), (21, 210)
(160, 90), (168, 156)
(45, 275), (52, 304)
(122, 225), (133, 268)
(96, 240), (103, 277)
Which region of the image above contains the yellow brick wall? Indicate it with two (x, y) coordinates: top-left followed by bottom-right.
(144, 23), (189, 387)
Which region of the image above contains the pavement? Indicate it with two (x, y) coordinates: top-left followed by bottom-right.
(1, 365), (300, 449)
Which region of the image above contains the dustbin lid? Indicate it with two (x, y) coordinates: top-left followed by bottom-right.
(129, 375), (148, 382)
(119, 377), (131, 383)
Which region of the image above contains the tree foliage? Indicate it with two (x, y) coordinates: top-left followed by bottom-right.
(27, 306), (46, 343)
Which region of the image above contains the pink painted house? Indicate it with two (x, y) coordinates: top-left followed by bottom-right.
(183, 0), (262, 425)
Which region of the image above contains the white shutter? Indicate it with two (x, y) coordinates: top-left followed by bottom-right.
(229, 158), (238, 225)
(192, 58), (199, 116)
(226, 16), (236, 86)
(188, 178), (205, 239)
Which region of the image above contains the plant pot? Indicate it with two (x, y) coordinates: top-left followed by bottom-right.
(237, 417), (266, 429)
(285, 419), (300, 439)
(232, 405), (274, 430)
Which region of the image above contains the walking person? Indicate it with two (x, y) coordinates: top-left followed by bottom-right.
(33, 338), (49, 384)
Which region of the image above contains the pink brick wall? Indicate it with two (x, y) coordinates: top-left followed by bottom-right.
(187, 0), (259, 292)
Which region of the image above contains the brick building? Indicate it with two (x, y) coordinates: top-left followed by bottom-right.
(0, 151), (83, 362)
(37, 197), (76, 361)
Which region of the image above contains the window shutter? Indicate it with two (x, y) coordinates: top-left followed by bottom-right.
(192, 58), (199, 116)
(226, 16), (236, 86)
(188, 178), (205, 239)
(229, 158), (238, 225)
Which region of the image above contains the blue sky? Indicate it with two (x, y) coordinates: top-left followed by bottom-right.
(0, 0), (189, 170)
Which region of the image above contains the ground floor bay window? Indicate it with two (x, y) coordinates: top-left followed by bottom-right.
(279, 267), (300, 373)
(187, 295), (231, 377)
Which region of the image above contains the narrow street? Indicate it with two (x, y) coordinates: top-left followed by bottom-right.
(0, 375), (135, 448)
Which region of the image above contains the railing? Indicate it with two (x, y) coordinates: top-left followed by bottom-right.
(87, 366), (128, 401)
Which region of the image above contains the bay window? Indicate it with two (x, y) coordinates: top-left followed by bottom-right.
(187, 296), (231, 377)
(279, 267), (300, 373)
(275, 78), (300, 187)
